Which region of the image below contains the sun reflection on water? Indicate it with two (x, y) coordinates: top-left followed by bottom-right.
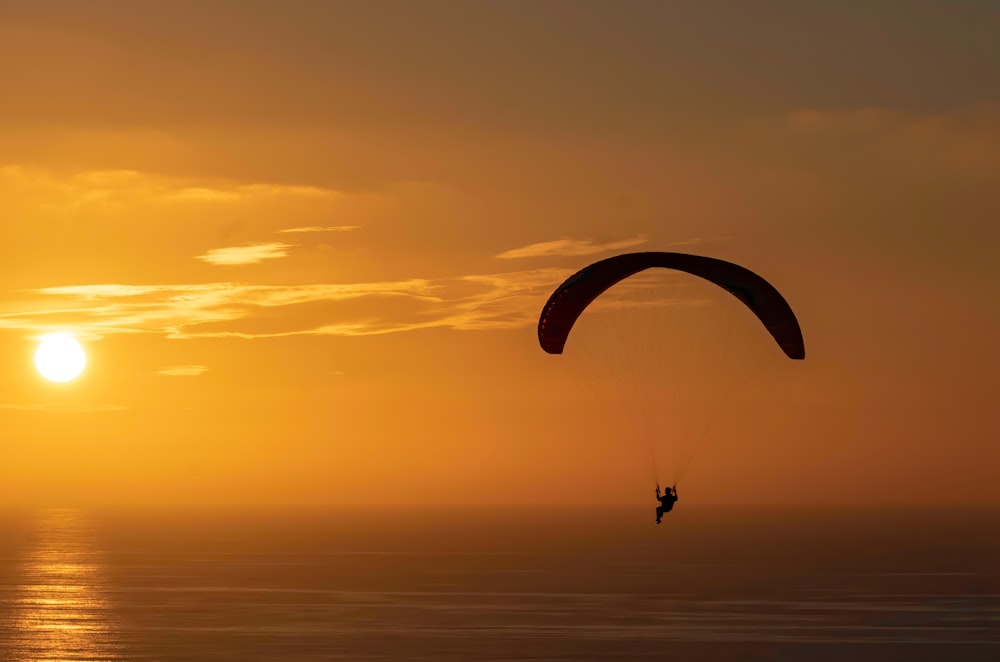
(8, 509), (125, 661)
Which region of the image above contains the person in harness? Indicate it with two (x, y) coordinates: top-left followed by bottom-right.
(655, 484), (678, 524)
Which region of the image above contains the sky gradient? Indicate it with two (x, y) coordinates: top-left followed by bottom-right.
(1, 1), (998, 506)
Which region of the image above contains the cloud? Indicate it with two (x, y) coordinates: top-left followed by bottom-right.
(0, 279), (441, 338)
(497, 236), (647, 259)
(0, 270), (568, 340)
(780, 106), (1000, 176)
(785, 107), (900, 133)
(229, 184), (338, 199)
(157, 365), (209, 376)
(159, 182), (337, 205)
(666, 236), (735, 247)
(0, 166), (342, 210)
(278, 225), (360, 233)
(0, 403), (127, 412)
(165, 187), (242, 203)
(196, 242), (293, 266)
(31, 284), (170, 299)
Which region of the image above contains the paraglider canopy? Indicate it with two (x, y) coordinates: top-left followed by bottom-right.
(538, 252), (804, 360)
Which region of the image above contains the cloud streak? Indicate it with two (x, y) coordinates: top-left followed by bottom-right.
(0, 270), (570, 340)
(781, 106), (1000, 176)
(0, 403), (127, 412)
(666, 236), (735, 248)
(158, 365), (210, 376)
(197, 242), (293, 266)
(0, 166), (342, 210)
(497, 236), (647, 259)
(278, 225), (359, 233)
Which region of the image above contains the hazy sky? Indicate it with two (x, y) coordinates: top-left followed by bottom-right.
(1, 1), (997, 505)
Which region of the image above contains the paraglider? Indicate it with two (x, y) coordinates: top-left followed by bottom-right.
(537, 251), (804, 520)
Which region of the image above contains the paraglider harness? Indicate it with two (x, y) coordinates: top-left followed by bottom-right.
(655, 483), (678, 524)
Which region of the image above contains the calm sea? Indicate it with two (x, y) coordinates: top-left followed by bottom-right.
(0, 505), (996, 661)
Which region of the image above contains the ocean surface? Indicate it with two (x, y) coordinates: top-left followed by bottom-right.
(0, 505), (997, 661)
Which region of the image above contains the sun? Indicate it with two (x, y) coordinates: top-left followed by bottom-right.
(35, 333), (87, 382)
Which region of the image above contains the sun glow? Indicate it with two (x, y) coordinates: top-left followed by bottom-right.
(34, 334), (87, 382)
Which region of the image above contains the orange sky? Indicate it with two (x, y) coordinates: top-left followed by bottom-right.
(1, 1), (998, 506)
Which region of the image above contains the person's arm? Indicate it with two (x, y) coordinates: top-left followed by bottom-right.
(656, 485), (661, 497)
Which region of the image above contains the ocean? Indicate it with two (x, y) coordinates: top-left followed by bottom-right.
(0, 506), (997, 661)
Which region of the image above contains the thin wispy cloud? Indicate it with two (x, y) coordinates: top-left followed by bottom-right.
(166, 187), (242, 203)
(0, 403), (127, 412)
(0, 166), (342, 209)
(236, 184), (339, 199)
(278, 225), (360, 233)
(781, 107), (1000, 174)
(497, 236), (647, 259)
(667, 236), (735, 247)
(158, 365), (209, 376)
(197, 242), (293, 266)
(31, 284), (171, 299)
(785, 107), (899, 132)
(0, 271), (570, 340)
(0, 279), (441, 338)
(162, 183), (339, 203)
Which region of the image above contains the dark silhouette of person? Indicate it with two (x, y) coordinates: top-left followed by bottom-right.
(655, 485), (678, 524)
